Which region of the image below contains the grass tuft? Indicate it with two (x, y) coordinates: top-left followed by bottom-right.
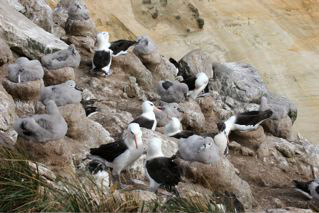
(0, 147), (239, 212)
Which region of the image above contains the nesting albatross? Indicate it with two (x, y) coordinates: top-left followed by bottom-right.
(88, 123), (144, 188)
(40, 80), (82, 106)
(14, 100), (68, 143)
(130, 101), (161, 130)
(8, 57), (44, 83)
(178, 135), (221, 164)
(156, 80), (189, 103)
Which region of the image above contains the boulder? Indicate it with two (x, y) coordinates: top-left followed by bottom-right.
(0, 38), (13, 66)
(261, 94), (297, 123)
(133, 36), (176, 81)
(112, 53), (154, 91)
(148, 56), (177, 81)
(19, 0), (54, 33)
(4, 0), (25, 13)
(123, 76), (146, 100)
(262, 116), (293, 139)
(230, 127), (267, 150)
(197, 96), (219, 133)
(260, 95), (297, 139)
(0, 1), (68, 59)
(15, 137), (76, 176)
(213, 63), (268, 103)
(2, 78), (44, 101)
(43, 67), (75, 86)
(59, 103), (86, 139)
(175, 157), (253, 210)
(178, 49), (214, 79)
(41, 44), (81, 70)
(66, 35), (95, 64)
(0, 85), (16, 132)
(179, 99), (205, 132)
(89, 109), (134, 138)
(0, 131), (16, 148)
(65, 19), (95, 37)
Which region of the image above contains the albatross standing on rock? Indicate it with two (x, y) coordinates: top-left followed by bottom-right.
(88, 123), (144, 188)
(145, 137), (181, 193)
(92, 32), (113, 76)
(130, 101), (161, 130)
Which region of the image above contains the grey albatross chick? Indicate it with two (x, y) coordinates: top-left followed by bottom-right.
(156, 80), (189, 103)
(225, 109), (273, 132)
(92, 32), (113, 76)
(13, 100), (68, 143)
(164, 117), (194, 139)
(110, 39), (137, 57)
(88, 123), (144, 188)
(40, 80), (82, 106)
(178, 135), (221, 164)
(130, 101), (161, 130)
(145, 137), (181, 194)
(293, 179), (319, 200)
(8, 57), (44, 83)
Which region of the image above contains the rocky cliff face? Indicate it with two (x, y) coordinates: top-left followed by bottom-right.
(85, 0), (319, 143)
(1, 0), (319, 211)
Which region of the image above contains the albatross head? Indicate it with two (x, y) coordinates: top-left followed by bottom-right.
(146, 137), (164, 160)
(142, 101), (161, 113)
(64, 80), (76, 88)
(128, 123), (142, 149)
(96, 32), (110, 50)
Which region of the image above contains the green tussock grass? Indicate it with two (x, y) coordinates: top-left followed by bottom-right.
(0, 146), (238, 212)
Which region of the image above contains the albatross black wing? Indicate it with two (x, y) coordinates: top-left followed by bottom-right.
(130, 116), (154, 129)
(236, 110), (273, 126)
(146, 157), (181, 186)
(90, 140), (128, 163)
(172, 130), (194, 139)
(110, 40), (137, 55)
